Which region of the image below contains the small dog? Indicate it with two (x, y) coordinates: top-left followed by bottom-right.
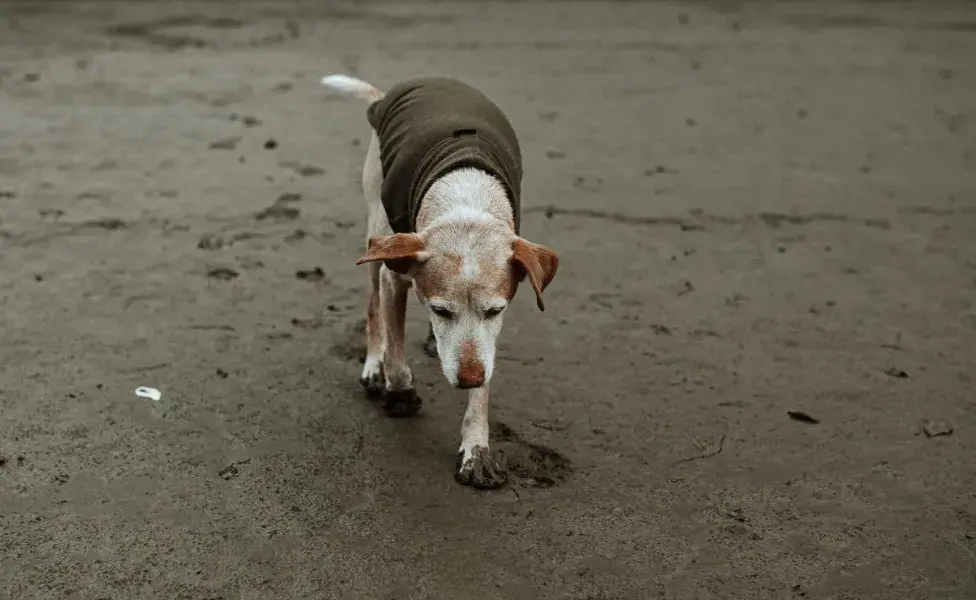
(321, 74), (559, 488)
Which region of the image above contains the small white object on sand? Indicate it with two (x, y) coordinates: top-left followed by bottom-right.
(135, 386), (162, 402)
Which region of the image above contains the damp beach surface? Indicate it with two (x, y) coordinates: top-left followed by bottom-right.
(1, 1), (975, 598)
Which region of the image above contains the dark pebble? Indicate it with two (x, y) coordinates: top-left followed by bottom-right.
(209, 137), (240, 150)
(218, 464), (240, 480)
(255, 205), (299, 220)
(883, 367), (909, 379)
(296, 165), (325, 177)
(277, 193), (302, 204)
(207, 266), (240, 281)
(788, 410), (819, 424)
(295, 267), (327, 282)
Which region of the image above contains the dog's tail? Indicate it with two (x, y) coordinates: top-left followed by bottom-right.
(320, 74), (384, 102)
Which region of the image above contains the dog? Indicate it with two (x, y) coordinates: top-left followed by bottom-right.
(321, 74), (559, 488)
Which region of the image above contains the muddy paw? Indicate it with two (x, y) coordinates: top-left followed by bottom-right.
(382, 388), (422, 417)
(455, 446), (508, 489)
(422, 326), (438, 358)
(359, 363), (385, 397)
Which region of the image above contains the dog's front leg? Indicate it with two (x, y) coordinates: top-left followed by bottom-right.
(379, 265), (421, 417)
(455, 384), (508, 488)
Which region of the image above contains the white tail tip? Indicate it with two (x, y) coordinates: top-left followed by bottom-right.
(320, 74), (383, 102)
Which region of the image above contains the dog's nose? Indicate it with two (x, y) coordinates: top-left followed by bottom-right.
(457, 376), (484, 389)
(456, 362), (485, 389)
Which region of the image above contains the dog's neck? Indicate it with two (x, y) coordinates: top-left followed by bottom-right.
(415, 167), (515, 234)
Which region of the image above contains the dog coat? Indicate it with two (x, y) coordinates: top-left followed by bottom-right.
(366, 77), (523, 235)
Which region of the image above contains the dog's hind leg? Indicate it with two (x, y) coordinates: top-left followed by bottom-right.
(360, 131), (388, 395)
(378, 266), (421, 417)
(360, 262), (385, 395)
(361, 130), (421, 416)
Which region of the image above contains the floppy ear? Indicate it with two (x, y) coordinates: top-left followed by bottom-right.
(512, 238), (559, 311)
(355, 233), (427, 274)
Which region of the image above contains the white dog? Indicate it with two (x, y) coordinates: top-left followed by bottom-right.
(321, 74), (559, 488)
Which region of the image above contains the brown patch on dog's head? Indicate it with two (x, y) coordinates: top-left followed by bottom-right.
(512, 238), (559, 310)
(413, 253), (462, 299)
(483, 255), (519, 302)
(355, 233), (426, 274)
(415, 250), (517, 309)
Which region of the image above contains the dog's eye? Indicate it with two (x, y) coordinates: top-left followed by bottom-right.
(484, 307), (504, 319)
(431, 306), (454, 319)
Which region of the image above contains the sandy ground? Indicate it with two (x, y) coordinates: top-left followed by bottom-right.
(1, 0), (975, 598)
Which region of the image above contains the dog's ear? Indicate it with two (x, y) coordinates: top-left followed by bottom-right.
(356, 233), (427, 274)
(512, 238), (559, 311)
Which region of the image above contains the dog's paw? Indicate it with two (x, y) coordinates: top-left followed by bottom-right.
(382, 388), (422, 417)
(359, 361), (385, 397)
(455, 446), (508, 489)
(422, 328), (438, 358)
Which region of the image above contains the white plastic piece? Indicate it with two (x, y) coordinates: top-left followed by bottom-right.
(135, 386), (162, 402)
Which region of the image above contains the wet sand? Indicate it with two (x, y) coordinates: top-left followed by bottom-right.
(1, 1), (975, 598)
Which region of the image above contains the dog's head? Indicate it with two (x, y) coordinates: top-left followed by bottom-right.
(356, 223), (558, 389)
